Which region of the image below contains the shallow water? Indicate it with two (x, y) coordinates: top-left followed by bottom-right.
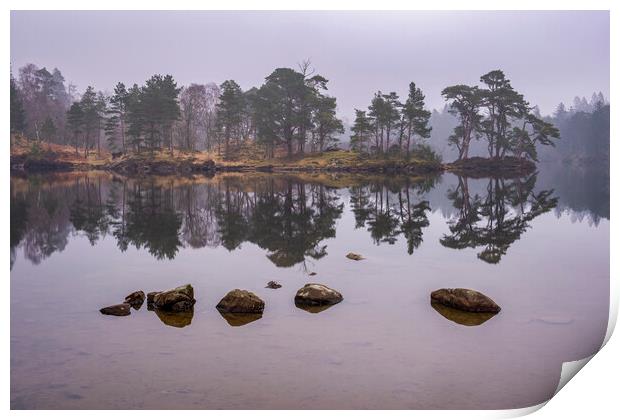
(10, 169), (609, 409)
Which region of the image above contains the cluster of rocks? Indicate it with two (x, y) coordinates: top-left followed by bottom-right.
(100, 282), (345, 328)
(100, 253), (503, 328)
(99, 290), (148, 316)
(100, 284), (196, 327)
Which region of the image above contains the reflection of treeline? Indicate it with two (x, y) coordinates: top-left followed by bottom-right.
(440, 174), (557, 263)
(10, 173), (561, 268)
(10, 176), (344, 267)
(349, 177), (437, 255)
(540, 163), (609, 225)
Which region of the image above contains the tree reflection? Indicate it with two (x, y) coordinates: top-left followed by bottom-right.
(10, 175), (343, 268)
(440, 174), (558, 263)
(249, 181), (343, 267)
(9, 172), (568, 268)
(349, 177), (434, 254)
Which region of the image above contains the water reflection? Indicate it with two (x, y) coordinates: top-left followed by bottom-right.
(349, 177), (434, 254)
(294, 302), (335, 314)
(440, 174), (558, 264)
(430, 302), (497, 326)
(218, 311), (263, 327)
(10, 170), (603, 268)
(153, 308), (194, 328)
(11, 175), (344, 268)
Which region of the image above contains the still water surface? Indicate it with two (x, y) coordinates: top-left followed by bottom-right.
(10, 170), (609, 409)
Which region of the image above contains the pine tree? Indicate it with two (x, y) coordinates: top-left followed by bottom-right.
(106, 82), (128, 153)
(215, 80), (245, 159)
(66, 102), (84, 156)
(350, 109), (372, 153)
(402, 82), (432, 157)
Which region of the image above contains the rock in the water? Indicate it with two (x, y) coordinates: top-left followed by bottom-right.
(308, 272), (317, 276)
(346, 252), (364, 261)
(154, 309), (194, 328)
(430, 288), (501, 313)
(216, 289), (265, 313)
(152, 284), (195, 312)
(294, 283), (343, 307)
(146, 291), (162, 309)
(266, 281), (282, 289)
(218, 311), (263, 327)
(147, 291), (162, 304)
(100, 303), (131, 316)
(124, 290), (145, 309)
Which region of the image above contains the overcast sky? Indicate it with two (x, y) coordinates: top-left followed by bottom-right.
(11, 10), (609, 119)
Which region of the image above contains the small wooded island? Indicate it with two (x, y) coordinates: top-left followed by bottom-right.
(10, 66), (558, 178)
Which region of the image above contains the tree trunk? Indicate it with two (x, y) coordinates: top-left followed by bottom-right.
(120, 116), (126, 153)
(97, 125), (101, 157)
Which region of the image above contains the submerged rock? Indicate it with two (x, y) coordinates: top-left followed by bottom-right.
(346, 252), (364, 261)
(100, 303), (131, 316)
(266, 281), (282, 289)
(294, 283), (343, 307)
(151, 284), (196, 312)
(124, 290), (146, 309)
(218, 311), (263, 327)
(154, 309), (194, 328)
(430, 288), (501, 313)
(431, 302), (497, 326)
(216, 289), (265, 313)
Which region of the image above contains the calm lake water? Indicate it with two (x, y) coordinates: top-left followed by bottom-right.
(10, 168), (609, 409)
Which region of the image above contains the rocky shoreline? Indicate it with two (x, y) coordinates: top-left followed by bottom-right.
(10, 154), (536, 178)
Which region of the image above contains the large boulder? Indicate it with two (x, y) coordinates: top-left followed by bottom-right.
(146, 291), (162, 310)
(147, 291), (162, 304)
(100, 303), (131, 316)
(216, 289), (265, 313)
(151, 284), (196, 312)
(124, 290), (145, 309)
(430, 288), (501, 313)
(294, 283), (343, 307)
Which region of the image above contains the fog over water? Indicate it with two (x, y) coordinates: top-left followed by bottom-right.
(10, 10), (609, 118)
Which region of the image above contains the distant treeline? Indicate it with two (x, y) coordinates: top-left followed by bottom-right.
(427, 92), (610, 164)
(10, 63), (575, 163)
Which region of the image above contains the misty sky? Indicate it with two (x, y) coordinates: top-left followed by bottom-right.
(11, 10), (609, 120)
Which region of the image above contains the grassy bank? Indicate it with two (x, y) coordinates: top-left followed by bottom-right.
(10, 136), (443, 175)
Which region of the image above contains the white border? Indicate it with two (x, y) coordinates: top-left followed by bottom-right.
(3, 2), (616, 419)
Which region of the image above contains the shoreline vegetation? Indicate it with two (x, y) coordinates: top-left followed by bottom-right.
(9, 135), (536, 178)
(11, 64), (559, 179)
